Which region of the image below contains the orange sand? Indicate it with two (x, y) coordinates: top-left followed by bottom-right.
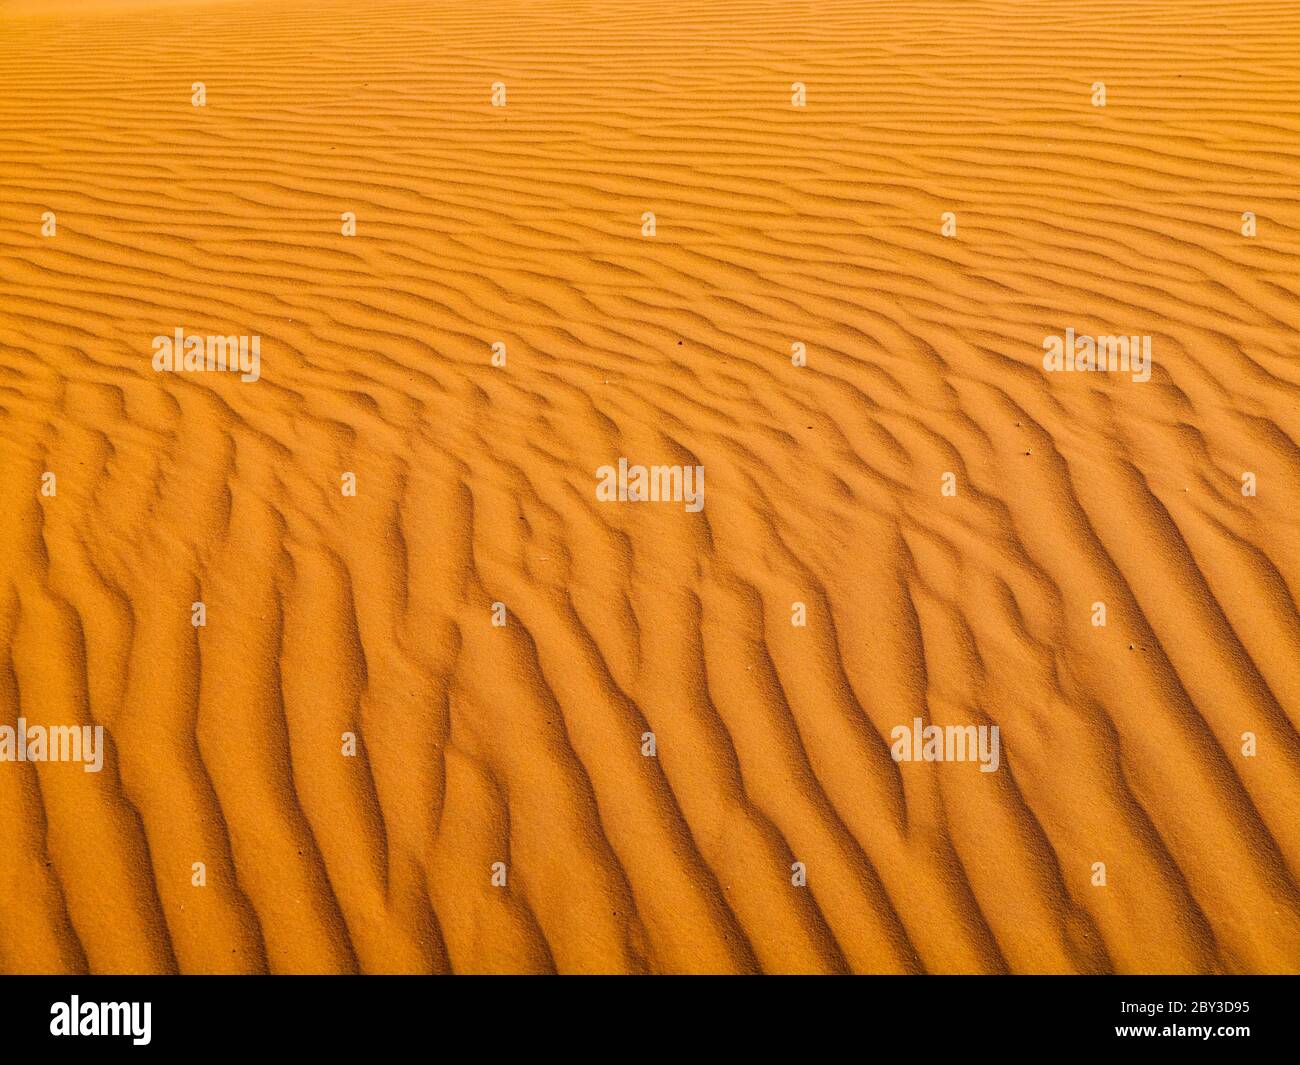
(0, 0), (1298, 974)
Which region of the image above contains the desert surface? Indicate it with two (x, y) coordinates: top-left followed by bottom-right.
(1, 0), (1298, 973)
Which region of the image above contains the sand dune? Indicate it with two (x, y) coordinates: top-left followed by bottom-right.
(0, 0), (1298, 974)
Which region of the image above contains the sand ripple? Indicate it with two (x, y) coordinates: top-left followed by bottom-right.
(0, 0), (1298, 973)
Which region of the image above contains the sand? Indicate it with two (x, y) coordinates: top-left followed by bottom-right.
(0, 0), (1298, 975)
